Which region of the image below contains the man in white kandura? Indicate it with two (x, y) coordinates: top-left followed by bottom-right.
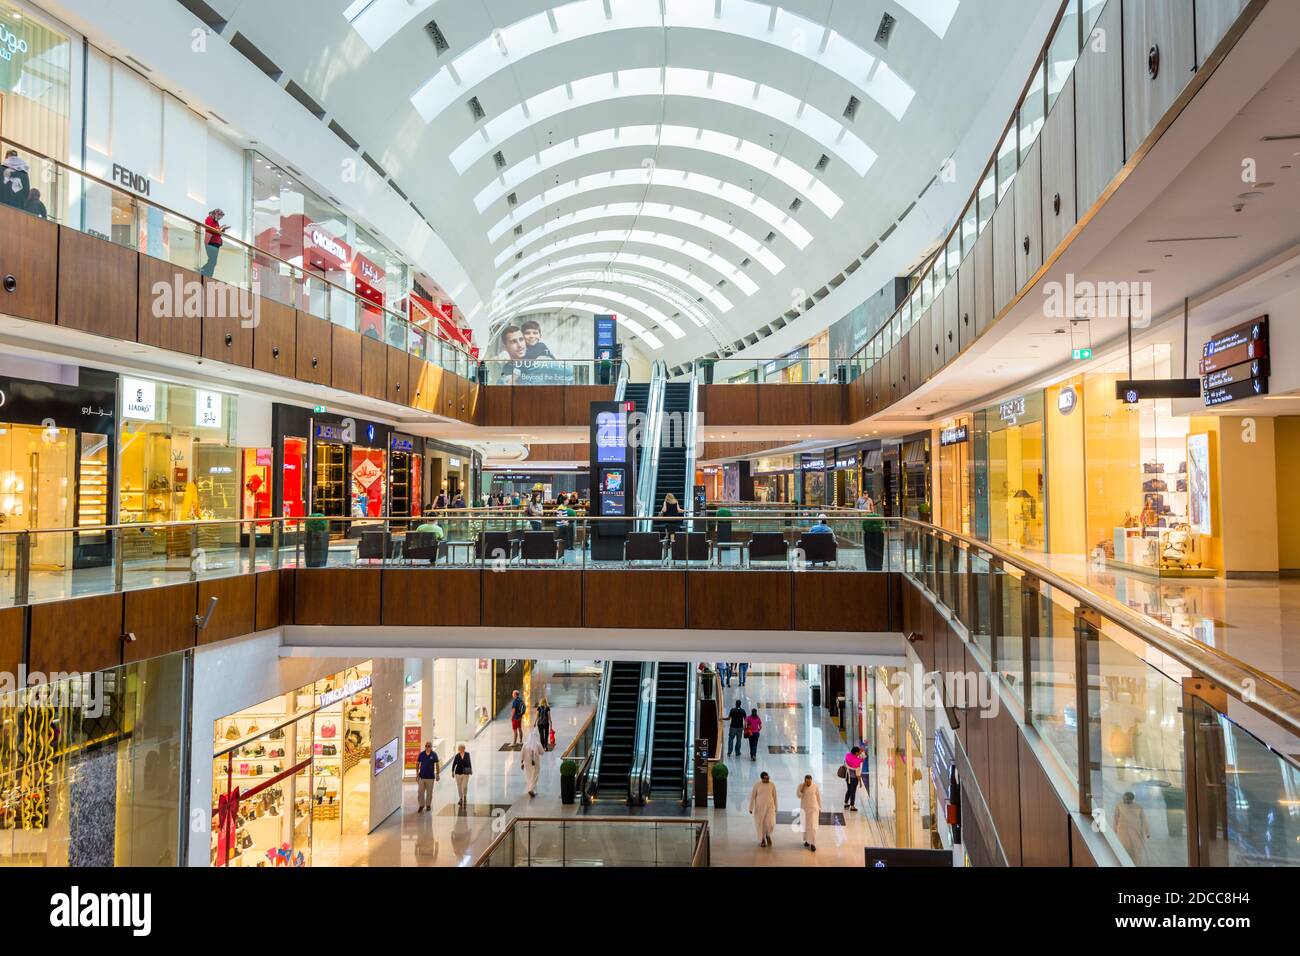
(520, 726), (545, 798)
(748, 771), (778, 848)
(797, 774), (822, 852)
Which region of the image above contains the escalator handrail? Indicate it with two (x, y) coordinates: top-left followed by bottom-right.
(683, 370), (700, 533)
(613, 354), (630, 402)
(629, 661), (657, 805)
(577, 660), (615, 803)
(682, 664), (698, 806)
(634, 361), (667, 528)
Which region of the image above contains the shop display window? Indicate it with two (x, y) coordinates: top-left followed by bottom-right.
(282, 437), (308, 519)
(313, 441), (347, 518)
(211, 662), (373, 868)
(242, 448), (273, 524)
(0, 422), (76, 569)
(974, 395), (1045, 550)
(350, 448), (387, 518)
(935, 422), (972, 534)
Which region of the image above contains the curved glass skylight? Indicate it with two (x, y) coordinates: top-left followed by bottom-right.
(495, 270), (716, 328)
(410, 0), (915, 124)
(512, 300), (664, 350)
(509, 229), (759, 296)
(473, 126), (842, 218)
(450, 67), (875, 177)
(487, 168), (811, 247)
(493, 202), (783, 274)
(498, 253), (735, 313)
(506, 287), (684, 339)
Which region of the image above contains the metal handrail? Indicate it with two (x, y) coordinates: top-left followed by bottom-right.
(681, 665), (698, 807)
(576, 661), (614, 804)
(630, 661), (657, 805)
(634, 361), (667, 526)
(560, 710), (596, 760)
(613, 354), (631, 402)
(901, 518), (1300, 741)
(473, 816), (709, 867)
(683, 370), (700, 533)
(0, 134), (475, 363)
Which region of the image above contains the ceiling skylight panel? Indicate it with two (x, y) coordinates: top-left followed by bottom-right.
(412, 0), (915, 124)
(524, 288), (684, 339)
(493, 202), (783, 273)
(897, 0), (960, 38)
(486, 168), (811, 247)
(498, 271), (716, 325)
(499, 255), (734, 313)
(344, 0), (435, 51)
(451, 67), (873, 176)
(515, 301), (664, 350)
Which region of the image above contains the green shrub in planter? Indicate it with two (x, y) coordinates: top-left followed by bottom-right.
(304, 513), (330, 568)
(711, 761), (729, 808)
(560, 758), (579, 804)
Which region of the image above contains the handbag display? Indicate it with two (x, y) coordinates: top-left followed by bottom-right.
(321, 744), (337, 757)
(1142, 461), (1163, 474)
(1142, 478), (1167, 492)
(224, 721), (241, 741)
(320, 721), (337, 739)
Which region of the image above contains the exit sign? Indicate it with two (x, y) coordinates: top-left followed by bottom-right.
(313, 405), (327, 413)
(1072, 348), (1093, 360)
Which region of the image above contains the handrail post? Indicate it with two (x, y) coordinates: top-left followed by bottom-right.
(1073, 605), (1102, 817)
(113, 528), (125, 592)
(1021, 575), (1039, 726)
(271, 520), (282, 570)
(190, 526), (200, 582)
(989, 556), (1004, 671)
(245, 520), (257, 573)
(13, 531), (30, 607)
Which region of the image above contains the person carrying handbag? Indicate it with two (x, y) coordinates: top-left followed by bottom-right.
(842, 746), (864, 811)
(745, 709), (763, 761)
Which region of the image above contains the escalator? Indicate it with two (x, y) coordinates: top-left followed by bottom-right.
(650, 381), (692, 517)
(624, 381), (651, 489)
(647, 662), (692, 802)
(591, 661), (644, 801)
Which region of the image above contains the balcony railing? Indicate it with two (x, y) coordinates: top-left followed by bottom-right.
(475, 816), (709, 867)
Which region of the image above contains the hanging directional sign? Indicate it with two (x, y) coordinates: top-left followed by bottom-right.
(1200, 315), (1268, 406)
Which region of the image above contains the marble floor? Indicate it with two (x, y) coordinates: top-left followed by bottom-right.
(312, 663), (899, 867)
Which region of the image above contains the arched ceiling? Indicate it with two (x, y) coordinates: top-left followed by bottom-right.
(211, 0), (1050, 363)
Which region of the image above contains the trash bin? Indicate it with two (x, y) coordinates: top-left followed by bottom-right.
(811, 685), (821, 707)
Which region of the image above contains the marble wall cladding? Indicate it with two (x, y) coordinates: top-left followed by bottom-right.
(68, 747), (118, 867)
(368, 659), (405, 831)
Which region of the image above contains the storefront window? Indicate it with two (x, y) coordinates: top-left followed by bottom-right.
(0, 3), (72, 219)
(935, 421), (972, 533)
(974, 393), (1045, 550)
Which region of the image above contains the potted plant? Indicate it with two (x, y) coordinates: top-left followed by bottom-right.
(304, 513), (330, 568)
(862, 512), (886, 572)
(559, 759), (578, 805)
(711, 761), (729, 809)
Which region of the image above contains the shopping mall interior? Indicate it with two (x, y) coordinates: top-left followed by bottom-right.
(0, 0), (1298, 914)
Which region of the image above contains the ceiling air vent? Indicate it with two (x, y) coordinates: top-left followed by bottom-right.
(513, 224), (524, 236)
(229, 32), (282, 82)
(176, 0), (227, 32)
(468, 96), (486, 120)
(425, 19), (450, 54)
(328, 120), (359, 151)
(764, 231), (776, 243)
(815, 153), (830, 172)
(875, 12), (897, 47)
(740, 257), (751, 268)
(716, 279), (727, 288)
(493, 150), (507, 169)
(285, 80), (325, 120)
(788, 197), (803, 212)
(507, 192), (518, 206)
(362, 152), (387, 178)
(843, 95), (860, 120)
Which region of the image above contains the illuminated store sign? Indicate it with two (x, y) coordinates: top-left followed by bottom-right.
(121, 378), (157, 421)
(939, 425), (969, 446)
(998, 397), (1025, 425)
(319, 675), (371, 708)
(195, 389), (222, 429)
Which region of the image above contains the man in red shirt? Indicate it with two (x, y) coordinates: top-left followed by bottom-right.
(201, 208), (227, 277)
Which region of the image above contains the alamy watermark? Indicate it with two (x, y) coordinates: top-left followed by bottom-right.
(150, 276), (260, 328)
(1043, 274), (1153, 326)
(0, 667), (108, 718)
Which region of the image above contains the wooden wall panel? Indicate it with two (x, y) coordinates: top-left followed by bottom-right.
(1195, 0), (1249, 68)
(1074, 0), (1125, 211)
(929, 298), (945, 375)
(463, 381), (480, 423)
(0, 202), (57, 325)
(810, 385), (846, 425)
(702, 385), (758, 425)
(482, 570), (582, 628)
(1040, 75), (1078, 256)
(255, 570), (283, 632)
(1070, 818), (1098, 866)
(957, 249), (976, 352)
(408, 356), (432, 410)
(382, 569), (481, 626)
(793, 572), (890, 631)
(991, 189), (1017, 318)
(440, 372), (459, 419)
(1123, 0), (1196, 156)
(943, 280), (961, 364)
(0, 606), (24, 677)
(1014, 140), (1044, 293)
(386, 344), (409, 405)
(331, 324), (362, 393)
(252, 295), (297, 378)
(360, 335), (388, 401)
(583, 571), (686, 629)
(123, 583), (196, 663)
(57, 227), (138, 340)
(478, 386), (513, 426)
(512, 385), (566, 427)
(972, 226), (995, 336)
(295, 312), (332, 386)
(29, 593), (123, 675)
(687, 571), (790, 630)
(197, 574), (257, 645)
(1017, 734), (1072, 866)
(201, 279), (254, 367)
(294, 568), (381, 626)
(565, 385), (615, 426)
(138, 257), (202, 355)
(987, 705), (1024, 865)
(455, 375), (472, 420)
(757, 384), (812, 426)
(847, 374), (867, 423)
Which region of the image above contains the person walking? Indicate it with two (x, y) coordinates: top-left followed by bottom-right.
(535, 697), (553, 750)
(200, 208), (227, 277)
(415, 742), (440, 812)
(842, 745), (864, 811)
(717, 661), (731, 687)
(748, 771), (778, 848)
(726, 699), (747, 757)
(509, 689), (527, 746)
(451, 744), (473, 806)
(1113, 791), (1151, 865)
(737, 662), (749, 687)
(1, 150), (30, 209)
(797, 775), (822, 851)
(520, 726), (545, 798)
(745, 708), (763, 761)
